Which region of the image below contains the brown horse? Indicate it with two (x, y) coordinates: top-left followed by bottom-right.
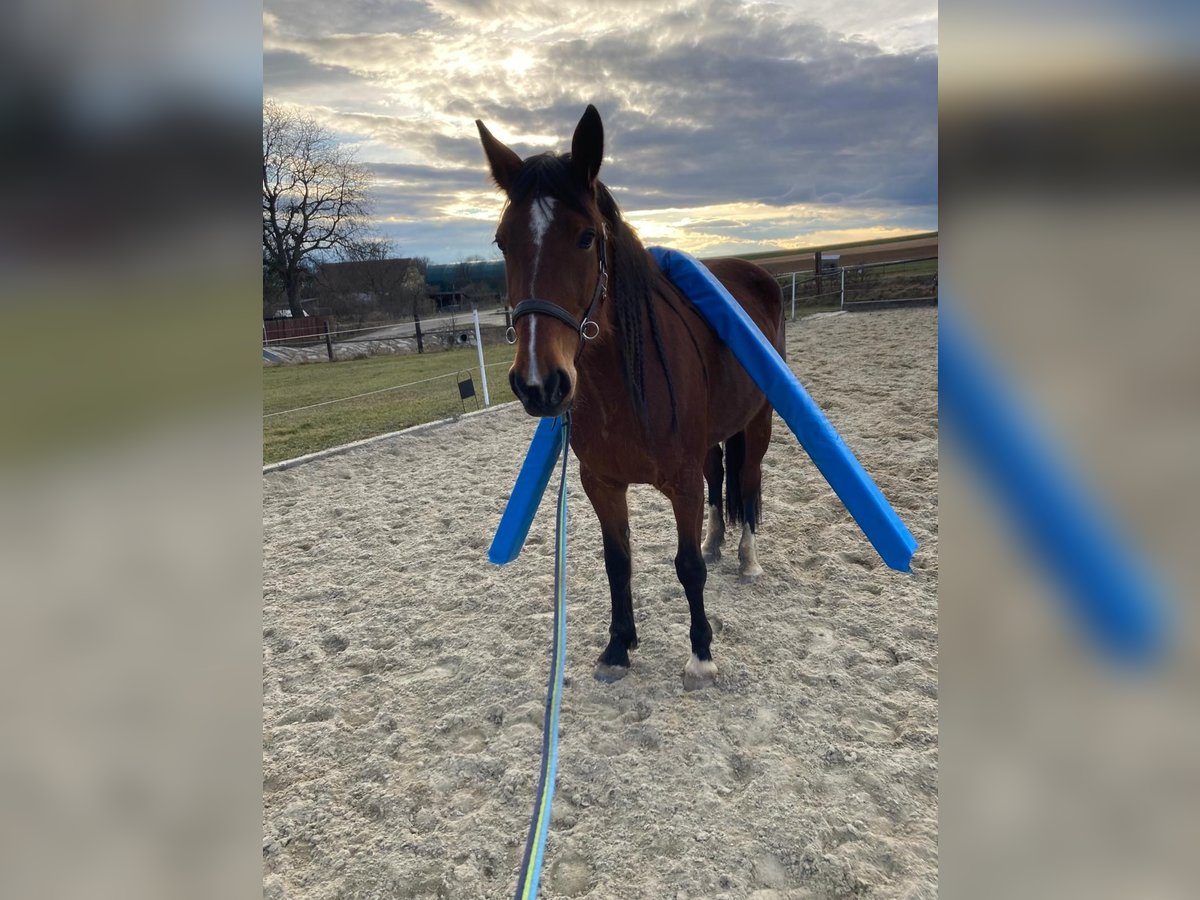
(477, 105), (785, 689)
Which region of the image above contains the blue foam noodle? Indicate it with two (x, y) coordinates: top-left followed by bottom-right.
(488, 416), (565, 566)
(939, 306), (1166, 661)
(648, 247), (918, 572)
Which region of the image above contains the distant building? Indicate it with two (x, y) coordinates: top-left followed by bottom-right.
(312, 258), (426, 300)
(425, 259), (506, 311)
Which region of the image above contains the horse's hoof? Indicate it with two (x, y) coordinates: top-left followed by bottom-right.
(594, 662), (630, 683)
(703, 546), (722, 564)
(682, 654), (718, 691)
(739, 565), (764, 584)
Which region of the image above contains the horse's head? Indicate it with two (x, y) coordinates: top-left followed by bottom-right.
(476, 105), (608, 418)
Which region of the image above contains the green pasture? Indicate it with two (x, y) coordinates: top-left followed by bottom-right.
(264, 344), (516, 464)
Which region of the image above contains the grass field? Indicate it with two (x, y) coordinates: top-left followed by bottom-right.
(263, 344), (517, 464)
(860, 257), (938, 276)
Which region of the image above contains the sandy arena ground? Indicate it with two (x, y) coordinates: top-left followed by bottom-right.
(263, 307), (938, 899)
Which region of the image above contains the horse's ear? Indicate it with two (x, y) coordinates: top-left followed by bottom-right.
(476, 119), (522, 194)
(571, 104), (604, 187)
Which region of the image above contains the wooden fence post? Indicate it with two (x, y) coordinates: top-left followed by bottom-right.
(324, 321), (334, 361)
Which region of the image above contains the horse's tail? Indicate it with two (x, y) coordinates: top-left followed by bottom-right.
(725, 422), (768, 530)
(725, 431), (748, 527)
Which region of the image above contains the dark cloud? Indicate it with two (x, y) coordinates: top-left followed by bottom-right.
(266, 0), (444, 39)
(263, 49), (366, 91)
(264, 0), (936, 261)
(527, 13), (937, 211)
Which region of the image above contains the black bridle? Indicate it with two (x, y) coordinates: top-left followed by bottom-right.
(506, 226), (608, 346)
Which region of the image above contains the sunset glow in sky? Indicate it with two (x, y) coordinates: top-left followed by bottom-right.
(264, 0), (937, 263)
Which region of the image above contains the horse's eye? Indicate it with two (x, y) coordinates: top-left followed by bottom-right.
(578, 229), (596, 250)
(494, 236), (506, 255)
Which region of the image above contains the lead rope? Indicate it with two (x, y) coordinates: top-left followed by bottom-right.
(513, 412), (571, 900)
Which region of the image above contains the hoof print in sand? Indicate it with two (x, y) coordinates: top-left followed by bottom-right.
(594, 663), (630, 683)
(548, 853), (594, 896)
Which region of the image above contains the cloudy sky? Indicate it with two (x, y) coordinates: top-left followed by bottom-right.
(264, 0), (936, 264)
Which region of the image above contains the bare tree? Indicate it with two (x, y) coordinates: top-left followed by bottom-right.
(409, 257), (433, 318)
(341, 239), (409, 305)
(263, 251), (287, 318)
(451, 258), (473, 293)
(343, 237), (394, 264)
(263, 100), (371, 318)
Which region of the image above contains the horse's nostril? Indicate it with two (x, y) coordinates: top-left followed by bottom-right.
(546, 368), (571, 405)
(511, 366), (569, 413)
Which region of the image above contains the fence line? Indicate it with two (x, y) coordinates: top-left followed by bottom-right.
(263, 310), (510, 346)
(771, 256), (937, 285)
(265, 256), (938, 364)
(771, 255), (938, 317)
(264, 359), (512, 420)
(263, 320), (415, 344)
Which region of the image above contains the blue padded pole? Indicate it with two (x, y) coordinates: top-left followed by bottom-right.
(489, 416), (566, 565)
(649, 246), (918, 572)
(939, 306), (1166, 661)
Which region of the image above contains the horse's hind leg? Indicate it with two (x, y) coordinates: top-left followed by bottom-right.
(579, 466), (637, 682)
(736, 404), (773, 583)
(664, 474), (717, 690)
(701, 445), (725, 563)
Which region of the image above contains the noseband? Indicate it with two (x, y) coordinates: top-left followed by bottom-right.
(506, 227), (608, 346)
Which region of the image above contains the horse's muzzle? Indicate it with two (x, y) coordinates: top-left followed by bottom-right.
(510, 367), (572, 417)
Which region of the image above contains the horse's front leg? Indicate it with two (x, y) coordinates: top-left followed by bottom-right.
(664, 474), (717, 690)
(579, 466), (637, 682)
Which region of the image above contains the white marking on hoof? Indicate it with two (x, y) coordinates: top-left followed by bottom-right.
(738, 522), (764, 581)
(594, 662), (629, 683)
(702, 503), (725, 562)
(683, 653), (718, 691)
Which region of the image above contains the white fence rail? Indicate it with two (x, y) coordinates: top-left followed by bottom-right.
(772, 256), (938, 318)
(263, 307), (511, 347)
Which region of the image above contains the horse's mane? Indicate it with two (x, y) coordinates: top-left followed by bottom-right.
(510, 153), (678, 432)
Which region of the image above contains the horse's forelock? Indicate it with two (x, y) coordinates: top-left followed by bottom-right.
(510, 153), (592, 219)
